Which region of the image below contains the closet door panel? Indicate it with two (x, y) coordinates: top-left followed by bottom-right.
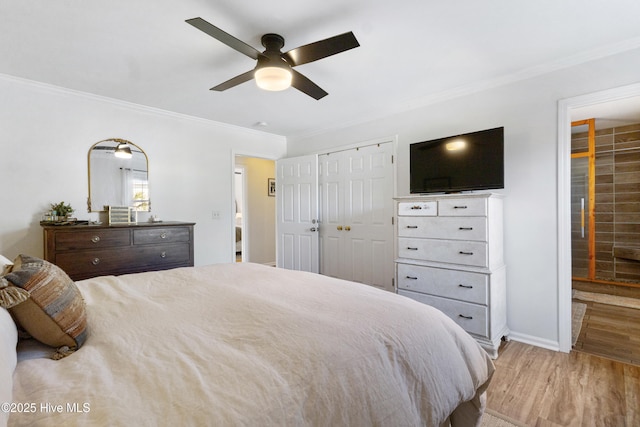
(319, 142), (394, 292)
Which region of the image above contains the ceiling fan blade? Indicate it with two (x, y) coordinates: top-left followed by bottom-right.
(283, 32), (359, 67)
(291, 70), (328, 100)
(210, 70), (255, 91)
(186, 17), (262, 60)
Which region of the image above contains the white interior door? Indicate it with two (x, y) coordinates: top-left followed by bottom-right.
(319, 142), (395, 291)
(318, 153), (344, 278)
(276, 155), (319, 273)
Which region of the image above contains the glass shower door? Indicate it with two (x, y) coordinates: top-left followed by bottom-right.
(570, 119), (595, 280)
(571, 156), (590, 278)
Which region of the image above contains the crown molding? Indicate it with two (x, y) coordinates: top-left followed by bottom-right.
(0, 72), (286, 140)
(290, 36), (640, 142)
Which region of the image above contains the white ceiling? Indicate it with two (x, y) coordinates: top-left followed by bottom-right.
(2, 1), (640, 138)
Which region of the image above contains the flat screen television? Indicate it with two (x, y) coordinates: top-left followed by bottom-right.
(410, 127), (504, 194)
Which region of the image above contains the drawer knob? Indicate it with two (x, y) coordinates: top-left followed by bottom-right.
(160, 251), (167, 258)
(453, 205), (468, 209)
(337, 226), (343, 231)
(92, 258), (100, 265)
(91, 235), (101, 243)
(406, 276), (418, 280)
(458, 227), (473, 231)
(160, 232), (167, 239)
(406, 225), (418, 229)
(410, 206), (422, 210)
(407, 247), (418, 251)
(459, 251), (474, 256)
(458, 284), (473, 289)
(458, 314), (473, 320)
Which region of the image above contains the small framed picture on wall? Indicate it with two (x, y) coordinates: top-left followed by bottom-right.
(268, 178), (276, 197)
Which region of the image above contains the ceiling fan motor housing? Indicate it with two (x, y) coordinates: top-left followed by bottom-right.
(261, 33), (285, 52)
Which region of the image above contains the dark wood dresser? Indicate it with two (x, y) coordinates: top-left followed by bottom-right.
(42, 222), (195, 281)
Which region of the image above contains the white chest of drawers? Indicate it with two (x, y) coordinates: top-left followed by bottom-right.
(395, 193), (508, 358)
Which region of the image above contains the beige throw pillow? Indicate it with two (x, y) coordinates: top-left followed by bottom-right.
(1, 255), (87, 358)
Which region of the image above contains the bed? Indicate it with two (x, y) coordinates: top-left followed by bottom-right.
(1, 258), (494, 427)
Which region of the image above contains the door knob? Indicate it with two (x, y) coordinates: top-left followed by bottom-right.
(337, 226), (343, 231)
(345, 226), (351, 231)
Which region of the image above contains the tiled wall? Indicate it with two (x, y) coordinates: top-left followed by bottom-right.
(571, 123), (640, 284)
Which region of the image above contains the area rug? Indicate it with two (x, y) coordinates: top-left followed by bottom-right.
(572, 301), (587, 346)
(481, 409), (527, 427)
(572, 289), (640, 310)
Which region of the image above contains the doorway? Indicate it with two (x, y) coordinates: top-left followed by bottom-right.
(234, 167), (245, 262)
(233, 155), (276, 265)
(559, 83), (640, 353)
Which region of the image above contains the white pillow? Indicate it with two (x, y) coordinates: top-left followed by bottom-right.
(0, 308), (17, 427)
(0, 255), (13, 276)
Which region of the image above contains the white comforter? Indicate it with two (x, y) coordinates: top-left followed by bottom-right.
(10, 263), (494, 426)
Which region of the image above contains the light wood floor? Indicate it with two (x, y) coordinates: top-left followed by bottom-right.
(486, 340), (640, 426)
(573, 300), (640, 366)
(572, 281), (640, 366)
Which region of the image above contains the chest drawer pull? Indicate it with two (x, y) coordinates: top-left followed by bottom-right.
(160, 251), (167, 258)
(405, 276), (418, 280)
(459, 251), (474, 255)
(406, 225), (418, 229)
(92, 258), (100, 265)
(91, 236), (101, 243)
(458, 284), (473, 289)
(407, 247), (419, 251)
(160, 232), (167, 239)
(453, 205), (468, 209)
(458, 227), (473, 230)
(458, 314), (473, 320)
(410, 206), (422, 210)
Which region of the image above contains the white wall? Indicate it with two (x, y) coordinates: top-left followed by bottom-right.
(287, 48), (640, 349)
(0, 75), (286, 266)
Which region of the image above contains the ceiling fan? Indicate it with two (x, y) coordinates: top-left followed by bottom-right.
(186, 17), (360, 100)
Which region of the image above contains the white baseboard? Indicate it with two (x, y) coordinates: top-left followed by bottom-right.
(507, 332), (562, 353)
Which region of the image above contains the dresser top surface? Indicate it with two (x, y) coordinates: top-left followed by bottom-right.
(41, 221), (195, 230)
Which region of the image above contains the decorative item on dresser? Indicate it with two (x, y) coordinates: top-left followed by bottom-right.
(42, 222), (195, 280)
(394, 193), (507, 358)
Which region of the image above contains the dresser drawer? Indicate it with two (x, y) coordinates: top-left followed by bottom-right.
(397, 263), (488, 305)
(399, 290), (488, 337)
(54, 229), (130, 251)
(132, 243), (192, 267)
(55, 247), (138, 278)
(397, 216), (487, 241)
(133, 227), (191, 245)
(56, 243), (191, 279)
(398, 201), (438, 216)
(438, 198), (487, 217)
(398, 237), (488, 267)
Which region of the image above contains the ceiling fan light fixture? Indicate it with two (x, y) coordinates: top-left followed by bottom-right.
(254, 66), (292, 91)
(114, 142), (133, 159)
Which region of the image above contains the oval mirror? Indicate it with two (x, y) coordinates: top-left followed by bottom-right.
(88, 139), (150, 212)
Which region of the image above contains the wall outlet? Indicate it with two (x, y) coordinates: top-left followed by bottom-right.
(212, 210), (221, 220)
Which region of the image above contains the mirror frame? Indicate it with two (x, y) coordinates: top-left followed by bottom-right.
(87, 138), (150, 212)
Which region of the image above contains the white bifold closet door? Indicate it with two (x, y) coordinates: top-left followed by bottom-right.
(276, 155), (319, 273)
(319, 142), (394, 292)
